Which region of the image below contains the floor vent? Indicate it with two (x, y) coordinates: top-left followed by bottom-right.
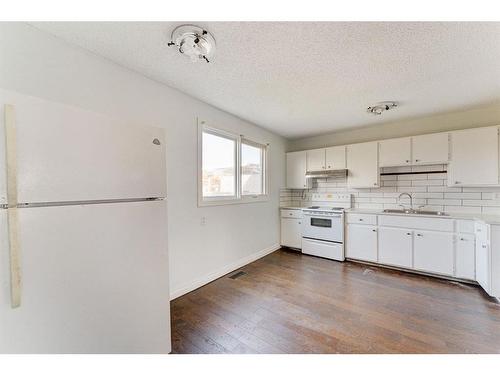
(229, 271), (246, 279)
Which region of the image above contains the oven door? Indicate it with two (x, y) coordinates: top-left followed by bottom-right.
(302, 213), (343, 243)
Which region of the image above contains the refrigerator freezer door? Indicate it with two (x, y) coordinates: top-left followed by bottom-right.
(0, 89), (166, 203)
(0, 200), (170, 353)
(0, 105), (7, 205)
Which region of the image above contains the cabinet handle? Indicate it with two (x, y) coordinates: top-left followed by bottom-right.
(372, 229), (377, 232)
(482, 245), (487, 248)
(405, 160), (410, 163)
(455, 181), (460, 184)
(289, 213), (293, 215)
(328, 165), (331, 168)
(460, 238), (465, 241)
(416, 233), (423, 237)
(406, 232), (411, 235)
(374, 183), (378, 186)
(298, 222), (301, 224)
(322, 166), (325, 169)
(359, 218), (364, 221)
(415, 159), (420, 162)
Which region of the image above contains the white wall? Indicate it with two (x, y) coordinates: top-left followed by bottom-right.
(0, 23), (286, 299)
(288, 103), (500, 151)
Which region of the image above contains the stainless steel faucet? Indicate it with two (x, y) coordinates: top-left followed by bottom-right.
(398, 192), (413, 210)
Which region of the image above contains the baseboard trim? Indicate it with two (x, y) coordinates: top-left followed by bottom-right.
(169, 243), (280, 300)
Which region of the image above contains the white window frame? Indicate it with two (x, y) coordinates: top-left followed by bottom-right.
(198, 119), (270, 207)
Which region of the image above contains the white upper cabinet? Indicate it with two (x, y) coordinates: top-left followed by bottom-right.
(306, 148), (326, 171)
(347, 141), (379, 188)
(448, 126), (499, 186)
(378, 137), (411, 167)
(325, 146), (346, 170)
(412, 132), (449, 165)
(286, 151), (310, 189)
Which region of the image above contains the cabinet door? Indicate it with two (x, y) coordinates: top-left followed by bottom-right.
(378, 227), (413, 268)
(280, 218), (302, 249)
(346, 224), (378, 262)
(414, 230), (454, 275)
(456, 233), (475, 280)
(325, 146), (346, 170)
(475, 223), (490, 292)
(379, 137), (411, 167)
(286, 151), (309, 189)
(449, 126), (499, 186)
(346, 142), (379, 188)
(412, 133), (449, 165)
(306, 148), (326, 171)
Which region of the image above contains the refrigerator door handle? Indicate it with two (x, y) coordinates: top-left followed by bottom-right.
(7, 208), (21, 308)
(5, 104), (21, 308)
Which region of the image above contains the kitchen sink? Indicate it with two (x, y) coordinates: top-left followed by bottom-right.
(382, 209), (449, 216)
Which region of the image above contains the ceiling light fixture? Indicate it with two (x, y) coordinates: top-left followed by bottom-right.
(167, 25), (216, 63)
(367, 101), (398, 115)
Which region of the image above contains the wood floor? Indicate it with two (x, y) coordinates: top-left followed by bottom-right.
(170, 249), (500, 354)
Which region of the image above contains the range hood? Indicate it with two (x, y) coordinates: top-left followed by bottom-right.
(305, 169), (348, 179)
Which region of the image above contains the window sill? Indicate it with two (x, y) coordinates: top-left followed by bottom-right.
(198, 195), (270, 207)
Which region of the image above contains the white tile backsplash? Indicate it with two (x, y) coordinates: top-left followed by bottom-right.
(280, 164), (500, 214)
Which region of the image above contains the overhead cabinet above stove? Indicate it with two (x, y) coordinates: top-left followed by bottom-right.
(306, 146), (346, 172)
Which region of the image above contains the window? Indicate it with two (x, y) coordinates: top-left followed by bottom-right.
(202, 130), (237, 199)
(199, 121), (268, 206)
(241, 139), (265, 196)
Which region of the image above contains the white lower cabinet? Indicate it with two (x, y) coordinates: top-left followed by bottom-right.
(414, 230), (454, 276)
(345, 214), (500, 298)
(455, 233), (475, 280)
(475, 222), (490, 292)
(281, 217), (302, 249)
(346, 224), (377, 262)
(378, 227), (413, 268)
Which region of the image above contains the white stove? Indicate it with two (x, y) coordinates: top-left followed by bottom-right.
(301, 194), (352, 261)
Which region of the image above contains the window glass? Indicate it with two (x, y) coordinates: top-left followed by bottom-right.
(202, 131), (236, 198)
(241, 141), (264, 196)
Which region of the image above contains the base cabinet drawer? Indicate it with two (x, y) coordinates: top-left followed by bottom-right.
(281, 209), (303, 219)
(302, 238), (344, 261)
(347, 213), (377, 225)
(378, 227), (413, 268)
(280, 218), (302, 249)
(414, 230), (454, 275)
(455, 233), (475, 280)
(346, 224), (377, 262)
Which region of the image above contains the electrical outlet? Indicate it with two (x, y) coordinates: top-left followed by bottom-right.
(200, 216), (207, 226)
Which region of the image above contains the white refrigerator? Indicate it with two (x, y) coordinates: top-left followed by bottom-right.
(0, 89), (170, 353)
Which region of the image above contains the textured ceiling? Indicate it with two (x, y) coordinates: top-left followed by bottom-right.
(30, 22), (500, 139)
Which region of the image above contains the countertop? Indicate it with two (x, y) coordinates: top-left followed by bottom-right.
(345, 208), (500, 225)
(279, 206), (500, 224)
(280, 205), (307, 210)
